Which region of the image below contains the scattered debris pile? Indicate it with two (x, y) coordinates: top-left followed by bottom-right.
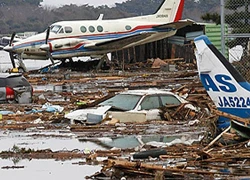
(88, 140), (250, 179)
(0, 60), (250, 179)
(30, 57), (197, 73)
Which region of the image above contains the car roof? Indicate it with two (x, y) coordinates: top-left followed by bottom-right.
(0, 73), (22, 78)
(119, 88), (176, 96)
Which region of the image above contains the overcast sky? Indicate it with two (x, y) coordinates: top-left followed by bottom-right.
(41, 0), (128, 7)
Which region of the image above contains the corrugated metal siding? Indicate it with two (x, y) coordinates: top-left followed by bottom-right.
(168, 31), (204, 45)
(186, 31), (204, 41)
(168, 36), (185, 45)
(205, 24), (228, 58)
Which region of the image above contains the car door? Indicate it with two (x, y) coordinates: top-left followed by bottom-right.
(139, 94), (182, 120)
(159, 94), (181, 106)
(139, 95), (161, 120)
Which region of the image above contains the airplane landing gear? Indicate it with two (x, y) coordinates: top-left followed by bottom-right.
(8, 55), (28, 73)
(16, 55), (28, 72)
(96, 54), (109, 71)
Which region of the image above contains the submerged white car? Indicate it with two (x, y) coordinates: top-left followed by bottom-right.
(65, 89), (189, 123)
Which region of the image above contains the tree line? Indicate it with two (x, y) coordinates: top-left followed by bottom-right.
(0, 0), (220, 34)
(0, 0), (42, 6)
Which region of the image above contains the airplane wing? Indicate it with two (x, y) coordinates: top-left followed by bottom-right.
(153, 19), (194, 30)
(84, 32), (155, 50)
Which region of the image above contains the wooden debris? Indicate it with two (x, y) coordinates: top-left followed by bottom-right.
(213, 110), (250, 125)
(105, 158), (232, 175)
(1, 63), (250, 179)
(151, 58), (167, 69)
(107, 118), (120, 125)
(160, 102), (206, 121)
(203, 126), (231, 151)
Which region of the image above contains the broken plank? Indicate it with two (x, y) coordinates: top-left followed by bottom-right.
(203, 126), (231, 151)
(213, 110), (250, 125)
(107, 159), (231, 175)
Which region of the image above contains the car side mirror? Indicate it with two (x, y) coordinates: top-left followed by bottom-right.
(138, 105), (142, 111)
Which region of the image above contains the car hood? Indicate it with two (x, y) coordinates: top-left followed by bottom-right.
(65, 106), (112, 121)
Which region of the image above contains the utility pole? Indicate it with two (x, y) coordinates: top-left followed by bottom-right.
(221, 0), (225, 55)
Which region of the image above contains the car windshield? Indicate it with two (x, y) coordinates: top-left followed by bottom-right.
(100, 94), (142, 111)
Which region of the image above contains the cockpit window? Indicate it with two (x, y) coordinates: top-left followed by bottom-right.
(50, 25), (62, 33)
(65, 26), (73, 33)
(59, 28), (64, 34)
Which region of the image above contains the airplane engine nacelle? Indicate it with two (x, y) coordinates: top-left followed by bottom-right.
(40, 38), (85, 52)
(21, 54), (48, 60)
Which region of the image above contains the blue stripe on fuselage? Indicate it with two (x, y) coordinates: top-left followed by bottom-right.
(194, 35), (211, 45)
(217, 107), (250, 128)
(52, 45), (91, 56)
(239, 82), (250, 91)
(218, 107), (250, 118)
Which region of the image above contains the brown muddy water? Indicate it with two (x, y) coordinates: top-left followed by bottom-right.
(0, 159), (101, 180)
(0, 130), (104, 179)
(0, 125), (205, 179)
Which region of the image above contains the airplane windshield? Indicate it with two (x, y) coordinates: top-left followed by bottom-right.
(50, 25), (62, 34)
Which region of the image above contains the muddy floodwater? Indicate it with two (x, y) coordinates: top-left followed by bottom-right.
(0, 159), (101, 180)
(0, 129), (104, 179)
(0, 125), (204, 179)
(0, 130), (107, 152)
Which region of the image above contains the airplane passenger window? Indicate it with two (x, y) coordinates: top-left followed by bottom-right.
(125, 25), (132, 30)
(65, 26), (73, 33)
(80, 26), (87, 33)
(89, 26), (95, 33)
(97, 25), (103, 32)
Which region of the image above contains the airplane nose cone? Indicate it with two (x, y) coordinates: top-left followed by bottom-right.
(40, 44), (50, 51)
(3, 46), (13, 52)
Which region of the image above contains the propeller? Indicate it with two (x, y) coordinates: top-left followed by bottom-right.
(45, 26), (50, 44)
(44, 26), (54, 64)
(9, 32), (16, 68)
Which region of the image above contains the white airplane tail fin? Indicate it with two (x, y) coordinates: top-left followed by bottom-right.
(150, 0), (184, 22)
(194, 35), (250, 129)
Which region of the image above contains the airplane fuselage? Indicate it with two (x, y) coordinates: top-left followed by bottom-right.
(12, 18), (176, 59)
(4, 0), (192, 62)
